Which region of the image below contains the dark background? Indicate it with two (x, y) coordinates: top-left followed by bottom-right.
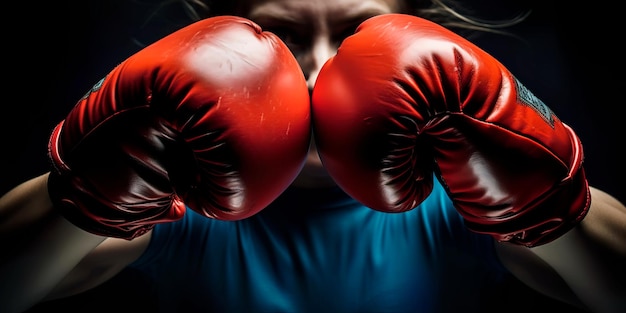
(3, 0), (623, 202)
(4, 0), (622, 312)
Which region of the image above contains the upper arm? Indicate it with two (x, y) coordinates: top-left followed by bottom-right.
(43, 229), (153, 301)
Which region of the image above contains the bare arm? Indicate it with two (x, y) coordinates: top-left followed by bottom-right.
(0, 173), (105, 313)
(498, 186), (626, 313)
(42, 231), (151, 302)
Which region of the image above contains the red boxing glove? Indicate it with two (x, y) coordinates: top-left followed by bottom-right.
(312, 14), (589, 247)
(48, 16), (311, 239)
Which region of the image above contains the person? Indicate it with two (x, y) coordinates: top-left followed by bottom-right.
(1, 0), (624, 312)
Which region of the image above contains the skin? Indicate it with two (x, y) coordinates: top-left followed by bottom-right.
(246, 0), (408, 188)
(0, 1), (624, 312)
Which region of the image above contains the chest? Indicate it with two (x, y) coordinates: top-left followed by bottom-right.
(149, 209), (502, 312)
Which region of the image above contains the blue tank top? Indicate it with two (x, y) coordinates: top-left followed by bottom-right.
(129, 179), (509, 312)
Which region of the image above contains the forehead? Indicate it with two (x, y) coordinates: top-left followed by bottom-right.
(243, 0), (405, 20)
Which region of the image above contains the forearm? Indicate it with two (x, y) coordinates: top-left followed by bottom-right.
(0, 173), (105, 313)
(531, 187), (626, 313)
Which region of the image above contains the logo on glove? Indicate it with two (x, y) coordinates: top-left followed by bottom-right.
(514, 77), (554, 128)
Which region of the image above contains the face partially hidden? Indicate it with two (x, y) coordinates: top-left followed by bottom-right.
(241, 0), (405, 188)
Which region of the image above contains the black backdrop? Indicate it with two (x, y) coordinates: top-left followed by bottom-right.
(4, 0), (622, 312)
(3, 0), (623, 202)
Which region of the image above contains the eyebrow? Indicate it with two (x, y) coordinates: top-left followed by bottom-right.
(247, 4), (302, 23)
(247, 1), (395, 25)
(341, 2), (397, 17)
